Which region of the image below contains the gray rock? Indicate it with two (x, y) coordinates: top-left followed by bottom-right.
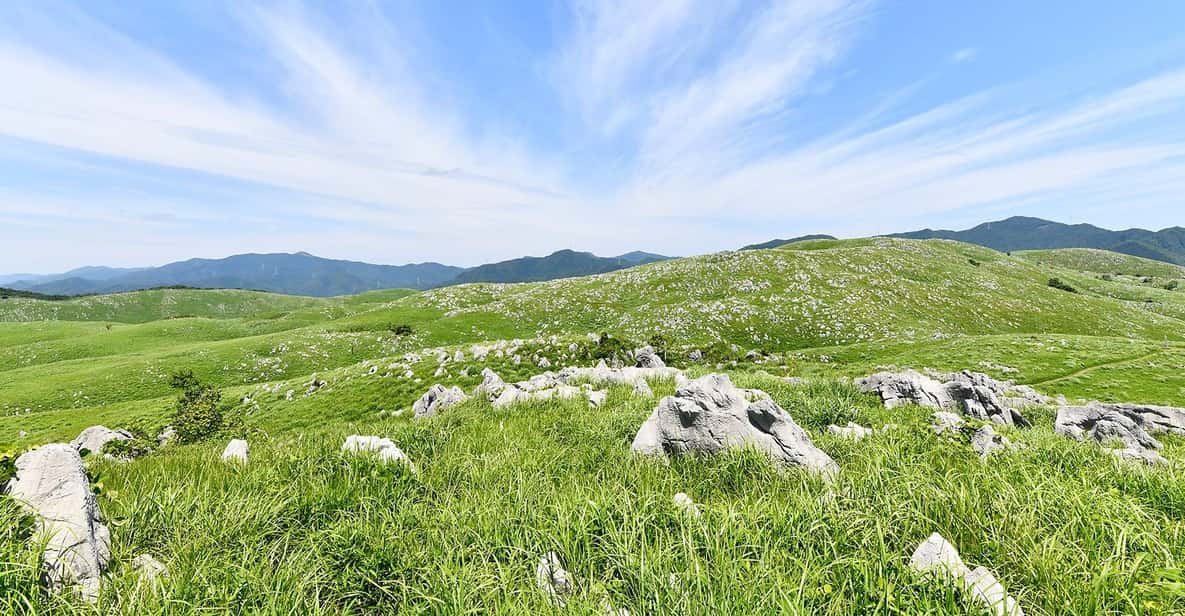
(970, 425), (1015, 460)
(673, 492), (701, 517)
(931, 412), (965, 435)
(7, 444), (110, 601)
(537, 356), (552, 368)
(156, 426), (176, 447)
(1055, 404), (1167, 465)
(413, 384), (469, 419)
(132, 553), (168, 585)
(341, 435), (415, 470)
(688, 349), (703, 361)
(474, 368), (506, 401)
(909, 532), (1023, 616)
(859, 370), (1032, 427)
(827, 422), (874, 440)
(70, 426), (133, 456)
(586, 389), (608, 408)
(634, 346), (666, 369)
(536, 552), (573, 607)
(630, 374), (838, 480)
(221, 439), (248, 464)
(633, 379), (653, 398)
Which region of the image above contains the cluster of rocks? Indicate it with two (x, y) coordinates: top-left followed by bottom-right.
(857, 370), (1039, 427)
(630, 373), (838, 481)
(910, 532), (1023, 616)
(412, 384), (469, 419)
(1054, 402), (1185, 465)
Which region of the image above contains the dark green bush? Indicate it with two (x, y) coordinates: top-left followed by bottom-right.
(169, 370), (224, 444)
(103, 438), (153, 459)
(1048, 278), (1078, 293)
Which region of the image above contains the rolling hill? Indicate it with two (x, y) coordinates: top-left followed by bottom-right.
(3, 238), (1185, 614)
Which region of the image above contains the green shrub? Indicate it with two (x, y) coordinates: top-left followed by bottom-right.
(103, 438), (153, 459)
(1048, 278), (1078, 293)
(592, 332), (633, 363)
(169, 370), (224, 444)
(646, 333), (671, 362)
(0, 449), (16, 486)
(1163, 280), (1179, 291)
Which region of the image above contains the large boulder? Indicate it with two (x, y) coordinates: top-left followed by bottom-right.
(1055, 404), (1167, 465)
(70, 426), (133, 456)
(858, 370), (1032, 427)
(6, 444), (111, 601)
(412, 384), (469, 419)
(910, 533), (1023, 616)
(631, 374), (837, 480)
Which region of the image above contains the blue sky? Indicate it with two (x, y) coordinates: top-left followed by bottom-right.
(2, 1), (1184, 272)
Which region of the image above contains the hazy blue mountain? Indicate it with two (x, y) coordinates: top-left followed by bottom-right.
(447, 249), (670, 285)
(891, 217), (1185, 265)
(14, 253), (463, 297)
(741, 234), (837, 251)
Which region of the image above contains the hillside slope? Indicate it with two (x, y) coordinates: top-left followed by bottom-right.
(447, 249), (670, 285)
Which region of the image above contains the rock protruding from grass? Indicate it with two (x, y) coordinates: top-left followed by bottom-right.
(341, 435), (415, 470)
(970, 425), (1016, 461)
(631, 373), (838, 480)
(634, 345), (665, 369)
(131, 554), (168, 586)
(1055, 404), (1168, 465)
(673, 492), (701, 517)
(222, 439), (249, 464)
(931, 412), (965, 435)
(7, 443), (111, 602)
(412, 384), (468, 419)
(857, 370), (1033, 427)
(70, 425), (133, 456)
(536, 552), (573, 607)
(474, 368), (506, 401)
(827, 422), (874, 440)
(910, 532), (1023, 616)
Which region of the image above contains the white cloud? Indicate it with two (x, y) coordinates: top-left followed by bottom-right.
(949, 48), (978, 63)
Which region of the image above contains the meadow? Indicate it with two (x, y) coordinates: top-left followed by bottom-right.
(2, 239), (1184, 614)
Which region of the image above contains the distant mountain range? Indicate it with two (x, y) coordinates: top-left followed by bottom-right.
(889, 217), (1185, 265)
(740, 234), (837, 251)
(5, 250), (673, 297)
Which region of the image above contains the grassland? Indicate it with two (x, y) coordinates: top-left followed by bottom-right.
(2, 239), (1185, 614)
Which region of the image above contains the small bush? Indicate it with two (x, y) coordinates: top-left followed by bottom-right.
(1163, 280), (1179, 291)
(968, 258), (980, 267)
(647, 333), (671, 362)
(1100, 274), (1114, 281)
(391, 324), (414, 336)
(0, 449), (16, 486)
(593, 332), (633, 364)
(169, 370), (224, 444)
(1048, 278), (1078, 293)
(103, 438), (153, 459)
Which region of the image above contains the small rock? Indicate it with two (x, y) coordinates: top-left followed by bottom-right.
(70, 426), (133, 457)
(1055, 403), (1168, 465)
(688, 349), (703, 361)
(221, 439), (248, 464)
(131, 554), (168, 585)
(586, 390), (608, 407)
(931, 412), (965, 435)
(827, 422), (874, 441)
(536, 552), (573, 607)
(673, 492), (701, 517)
(156, 426), (176, 447)
(970, 425), (1015, 460)
(538, 356), (552, 368)
(341, 435), (415, 470)
(634, 346), (666, 369)
(633, 379), (653, 397)
(412, 384), (469, 419)
(475, 368), (507, 401)
(909, 533), (1023, 616)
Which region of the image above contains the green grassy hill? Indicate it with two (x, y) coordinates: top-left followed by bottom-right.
(3, 238), (1184, 614)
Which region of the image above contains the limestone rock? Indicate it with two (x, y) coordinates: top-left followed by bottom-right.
(536, 552), (573, 607)
(475, 368), (507, 401)
(413, 384), (469, 419)
(909, 532), (1023, 616)
(970, 425), (1015, 460)
(859, 370), (1032, 427)
(537, 356), (552, 368)
(827, 422), (874, 440)
(931, 412), (965, 435)
(70, 426), (133, 456)
(673, 492), (701, 517)
(630, 374), (838, 480)
(6, 444), (110, 601)
(633, 379), (653, 398)
(341, 435), (415, 470)
(156, 426), (176, 447)
(634, 346), (666, 369)
(222, 439), (248, 464)
(132, 553), (168, 585)
(586, 389), (608, 408)
(857, 370), (953, 409)
(1055, 404), (1167, 465)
